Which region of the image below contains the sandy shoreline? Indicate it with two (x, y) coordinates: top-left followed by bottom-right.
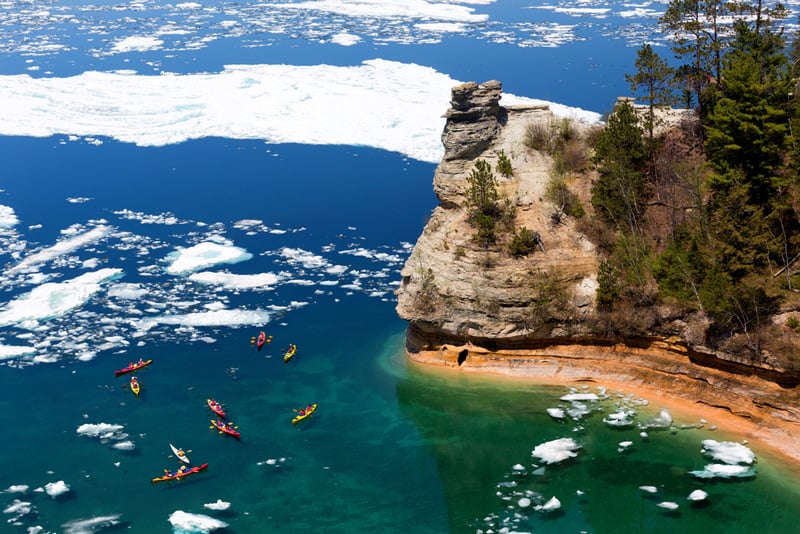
(406, 345), (800, 475)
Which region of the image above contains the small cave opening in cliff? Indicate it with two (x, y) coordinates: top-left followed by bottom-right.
(457, 349), (468, 366)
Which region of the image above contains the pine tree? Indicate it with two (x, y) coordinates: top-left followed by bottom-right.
(626, 44), (676, 139)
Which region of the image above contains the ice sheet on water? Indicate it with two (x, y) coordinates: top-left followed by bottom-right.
(3, 485), (29, 494)
(168, 510), (228, 533)
(0, 344), (36, 360)
(188, 271), (282, 291)
(687, 489), (708, 502)
(689, 463), (756, 479)
(43, 480), (70, 498)
(7, 226), (112, 274)
(203, 499), (230, 511)
(0, 205), (19, 229)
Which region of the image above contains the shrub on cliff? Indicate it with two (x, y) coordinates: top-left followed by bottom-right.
(509, 227), (541, 257)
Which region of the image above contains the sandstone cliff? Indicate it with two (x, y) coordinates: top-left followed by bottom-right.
(395, 81), (800, 460)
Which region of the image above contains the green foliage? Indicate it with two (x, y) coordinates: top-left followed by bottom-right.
(545, 176), (584, 224)
(465, 159), (499, 216)
(596, 260), (621, 311)
(415, 265), (438, 314)
(626, 44), (676, 138)
(496, 150), (513, 177)
(508, 227), (540, 257)
(528, 269), (568, 327)
(787, 315), (800, 332)
(473, 212), (497, 248)
(591, 100), (648, 233)
(652, 228), (707, 306)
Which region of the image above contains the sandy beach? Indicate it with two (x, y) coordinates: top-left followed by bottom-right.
(407, 344), (800, 475)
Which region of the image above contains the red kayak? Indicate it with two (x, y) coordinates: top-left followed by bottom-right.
(210, 419), (240, 439)
(115, 359), (152, 376)
(207, 398), (226, 418)
(256, 331), (266, 351)
(151, 463), (208, 483)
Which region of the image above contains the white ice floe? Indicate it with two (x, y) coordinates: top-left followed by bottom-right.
(112, 35), (164, 53)
(0, 205), (19, 229)
(3, 484), (29, 494)
(603, 408), (636, 428)
(43, 480), (70, 498)
(0, 60), (600, 164)
(700, 439), (756, 465)
(138, 309), (271, 328)
(535, 496), (561, 512)
(657, 501), (679, 511)
(639, 408), (673, 429)
(7, 226), (112, 273)
(639, 485), (657, 494)
(203, 499), (231, 511)
(546, 407), (565, 419)
(165, 242), (252, 275)
(62, 515), (122, 534)
(687, 489), (708, 502)
(274, 0), (489, 23)
(689, 463), (756, 479)
(76, 422), (126, 439)
(0, 344), (36, 360)
(559, 393), (599, 402)
(3, 499), (33, 516)
(331, 32), (361, 46)
(188, 271), (282, 291)
(107, 283), (148, 300)
(168, 510), (228, 532)
(531, 437), (581, 464)
(112, 440), (136, 451)
(0, 269), (123, 328)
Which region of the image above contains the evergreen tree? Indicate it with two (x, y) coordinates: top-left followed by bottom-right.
(626, 44), (676, 139)
(591, 100), (648, 234)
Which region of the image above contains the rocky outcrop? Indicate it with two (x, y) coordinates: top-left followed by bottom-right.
(395, 81), (800, 459)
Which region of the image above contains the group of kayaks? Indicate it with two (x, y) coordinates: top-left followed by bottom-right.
(113, 330), (316, 485)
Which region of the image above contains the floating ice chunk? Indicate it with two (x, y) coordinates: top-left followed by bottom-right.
(203, 499), (231, 511)
(108, 283), (148, 299)
(331, 32), (360, 46)
(560, 393), (599, 402)
(618, 441), (633, 448)
(0, 205), (19, 228)
(165, 242), (252, 275)
(687, 489), (708, 502)
(518, 497), (531, 508)
(44, 480), (70, 498)
(62, 515), (122, 534)
(76, 423), (124, 438)
(0, 344), (36, 360)
(657, 501), (679, 511)
(188, 271), (282, 291)
(535, 496), (561, 512)
(511, 464), (526, 472)
(112, 440), (135, 451)
(139, 309), (271, 328)
(8, 226), (112, 273)
(3, 499), (32, 516)
(0, 269), (123, 327)
(700, 440), (755, 465)
(168, 510), (228, 532)
(3, 484), (29, 494)
(531, 437), (581, 464)
(546, 407), (565, 419)
(112, 36), (163, 53)
(639, 485), (658, 494)
(640, 408), (672, 429)
(604, 408), (635, 428)
(690, 463), (756, 479)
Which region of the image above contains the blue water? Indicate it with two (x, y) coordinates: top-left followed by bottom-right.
(2, 1), (800, 533)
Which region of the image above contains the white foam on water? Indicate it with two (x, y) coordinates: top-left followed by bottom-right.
(165, 242), (252, 275)
(0, 60), (601, 164)
(0, 269), (123, 328)
(531, 437), (580, 464)
(168, 510), (228, 533)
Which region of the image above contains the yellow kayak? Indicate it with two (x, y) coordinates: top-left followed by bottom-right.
(130, 376), (140, 397)
(292, 403), (317, 424)
(283, 344), (297, 363)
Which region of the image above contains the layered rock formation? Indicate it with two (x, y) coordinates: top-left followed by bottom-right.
(395, 81), (800, 460)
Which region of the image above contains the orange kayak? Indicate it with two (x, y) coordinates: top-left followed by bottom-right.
(207, 398), (226, 418)
(210, 419), (240, 439)
(151, 463), (208, 483)
(115, 359), (152, 376)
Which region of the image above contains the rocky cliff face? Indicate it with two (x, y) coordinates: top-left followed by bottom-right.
(396, 80), (600, 350)
(395, 81), (800, 456)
